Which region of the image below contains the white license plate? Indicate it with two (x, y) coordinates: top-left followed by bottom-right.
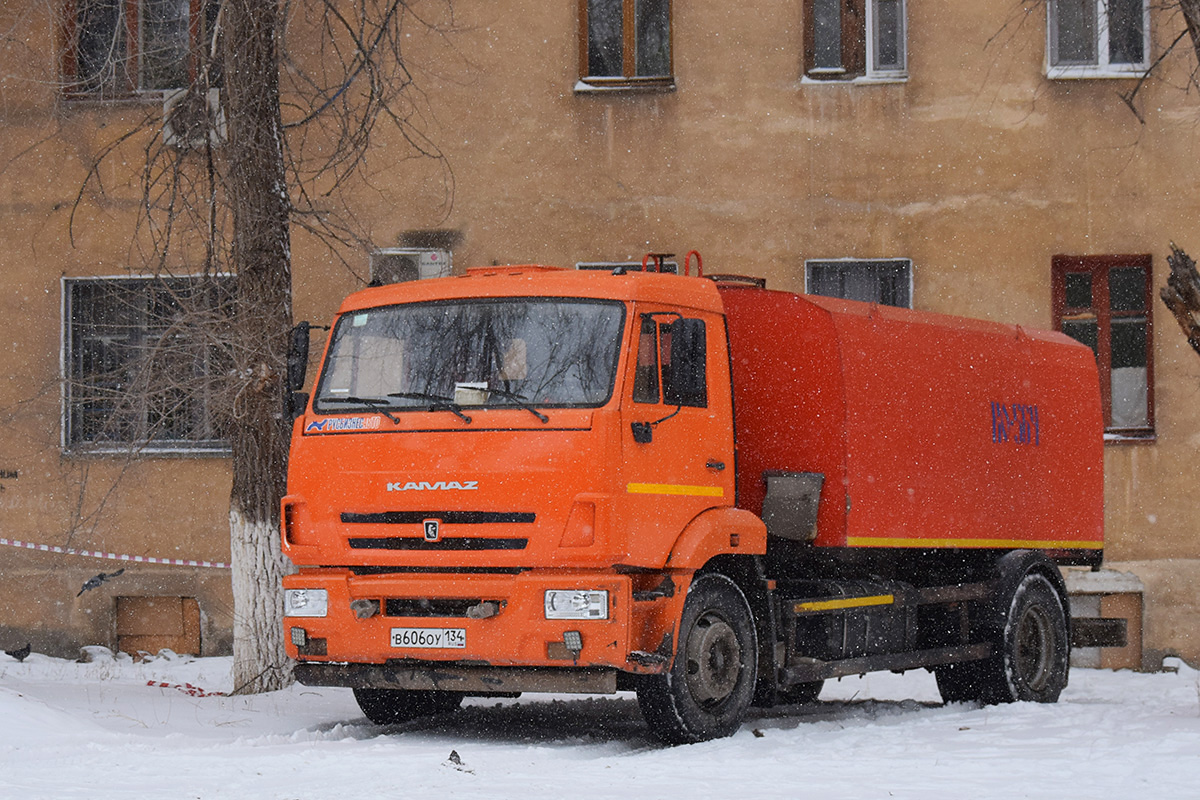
(390, 627), (466, 649)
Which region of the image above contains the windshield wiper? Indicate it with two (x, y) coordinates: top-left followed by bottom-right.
(320, 395), (401, 424)
(386, 392), (473, 424)
(483, 388), (549, 423)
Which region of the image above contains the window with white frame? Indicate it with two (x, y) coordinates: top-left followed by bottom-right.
(64, 275), (233, 453)
(1047, 0), (1149, 78)
(804, 0), (906, 81)
(805, 258), (912, 307)
(59, 0), (221, 98)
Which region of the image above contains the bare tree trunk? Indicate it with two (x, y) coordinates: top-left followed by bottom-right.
(222, 0), (294, 693)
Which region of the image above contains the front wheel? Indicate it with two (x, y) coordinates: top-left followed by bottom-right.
(977, 572), (1070, 704)
(353, 688), (464, 725)
(636, 573), (758, 744)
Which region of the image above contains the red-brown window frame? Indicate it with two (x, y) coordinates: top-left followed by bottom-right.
(57, 0), (212, 98)
(803, 0), (866, 78)
(577, 0), (675, 92)
(1051, 253), (1155, 441)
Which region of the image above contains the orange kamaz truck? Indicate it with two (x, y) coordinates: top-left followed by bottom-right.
(281, 258), (1105, 743)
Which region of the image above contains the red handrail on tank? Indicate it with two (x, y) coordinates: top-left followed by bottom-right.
(642, 252), (672, 273)
(640, 251), (702, 276)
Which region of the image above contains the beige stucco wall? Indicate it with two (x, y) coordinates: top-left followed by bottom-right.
(0, 3), (1196, 664)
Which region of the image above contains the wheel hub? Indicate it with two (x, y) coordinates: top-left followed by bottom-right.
(1013, 605), (1054, 691)
(684, 612), (741, 705)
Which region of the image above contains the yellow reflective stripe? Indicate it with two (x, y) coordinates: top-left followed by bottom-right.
(626, 482), (725, 498)
(847, 536), (1104, 550)
(795, 594), (895, 613)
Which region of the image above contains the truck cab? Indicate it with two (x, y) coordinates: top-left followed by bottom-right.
(282, 267), (758, 734)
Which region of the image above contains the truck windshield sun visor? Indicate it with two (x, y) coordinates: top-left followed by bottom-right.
(312, 298), (626, 418)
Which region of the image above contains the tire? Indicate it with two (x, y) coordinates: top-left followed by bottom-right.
(636, 573), (758, 744)
(934, 661), (981, 704)
(976, 572), (1070, 704)
(353, 688), (464, 725)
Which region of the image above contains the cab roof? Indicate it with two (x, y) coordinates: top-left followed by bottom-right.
(334, 265), (726, 316)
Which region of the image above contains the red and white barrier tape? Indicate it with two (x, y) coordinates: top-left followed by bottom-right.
(146, 681), (227, 697)
(0, 537), (230, 569)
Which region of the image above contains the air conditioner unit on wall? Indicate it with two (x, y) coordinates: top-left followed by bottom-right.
(162, 88), (226, 150)
(370, 249), (452, 284)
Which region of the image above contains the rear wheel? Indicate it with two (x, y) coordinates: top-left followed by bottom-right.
(353, 688), (464, 725)
(976, 572), (1069, 704)
(637, 573), (758, 744)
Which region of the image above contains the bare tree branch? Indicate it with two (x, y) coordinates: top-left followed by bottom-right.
(1163, 243), (1200, 357)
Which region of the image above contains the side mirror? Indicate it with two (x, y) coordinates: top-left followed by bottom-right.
(285, 322), (313, 420)
(631, 421), (654, 444)
(287, 322), (311, 393)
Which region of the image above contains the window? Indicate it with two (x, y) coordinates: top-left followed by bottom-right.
(805, 258), (912, 307)
(313, 300), (626, 413)
(1051, 255), (1154, 439)
(59, 0), (221, 98)
(1047, 0), (1149, 78)
(578, 0), (673, 91)
(804, 0), (906, 81)
(64, 275), (234, 453)
(633, 315), (707, 408)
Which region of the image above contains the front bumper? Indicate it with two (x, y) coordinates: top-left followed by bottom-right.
(295, 661), (618, 694)
(283, 569), (649, 672)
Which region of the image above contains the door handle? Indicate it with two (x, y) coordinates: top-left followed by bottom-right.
(706, 460), (726, 471)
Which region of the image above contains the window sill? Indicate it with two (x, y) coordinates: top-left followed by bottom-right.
(58, 90), (179, 107)
(64, 444), (233, 459)
(1103, 430), (1156, 445)
(574, 77), (676, 94)
(1046, 66), (1148, 81)
(800, 73), (908, 86)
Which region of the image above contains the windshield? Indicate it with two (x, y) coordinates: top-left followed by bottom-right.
(313, 298), (626, 415)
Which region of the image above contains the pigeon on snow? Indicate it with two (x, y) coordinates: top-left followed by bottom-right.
(5, 643), (31, 662)
(443, 750), (473, 773)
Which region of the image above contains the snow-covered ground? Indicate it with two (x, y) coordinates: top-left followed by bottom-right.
(2, 649), (1198, 800)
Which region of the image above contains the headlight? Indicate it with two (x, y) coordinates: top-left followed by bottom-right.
(284, 588), (329, 618)
(544, 589), (608, 620)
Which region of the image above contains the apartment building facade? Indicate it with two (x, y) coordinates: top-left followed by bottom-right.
(0, 0), (1196, 665)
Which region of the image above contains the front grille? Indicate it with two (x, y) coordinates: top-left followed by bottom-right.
(341, 511), (535, 525)
(348, 537), (528, 551)
(349, 565), (526, 575)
